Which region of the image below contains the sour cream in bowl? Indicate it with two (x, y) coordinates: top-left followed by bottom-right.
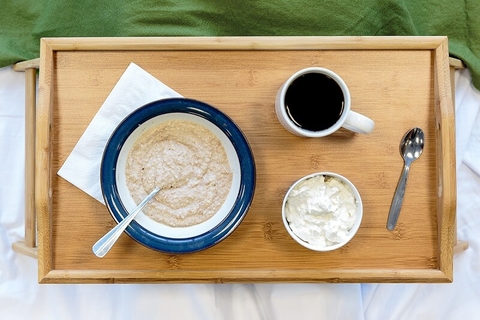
(282, 172), (363, 252)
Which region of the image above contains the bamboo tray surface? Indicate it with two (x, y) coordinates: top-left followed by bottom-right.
(36, 36), (455, 283)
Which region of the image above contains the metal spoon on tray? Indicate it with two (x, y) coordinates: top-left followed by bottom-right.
(92, 186), (161, 257)
(386, 128), (424, 230)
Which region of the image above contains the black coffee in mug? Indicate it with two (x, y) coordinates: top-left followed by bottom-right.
(284, 73), (345, 132)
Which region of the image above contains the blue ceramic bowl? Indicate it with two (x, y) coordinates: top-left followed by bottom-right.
(100, 98), (255, 253)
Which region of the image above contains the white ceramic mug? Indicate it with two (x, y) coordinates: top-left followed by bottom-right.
(275, 67), (374, 137)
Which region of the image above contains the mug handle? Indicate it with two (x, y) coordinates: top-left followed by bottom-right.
(342, 110), (375, 134)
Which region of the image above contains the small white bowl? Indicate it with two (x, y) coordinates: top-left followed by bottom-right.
(282, 172), (363, 252)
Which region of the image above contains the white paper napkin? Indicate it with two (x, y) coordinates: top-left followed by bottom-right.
(57, 62), (182, 203)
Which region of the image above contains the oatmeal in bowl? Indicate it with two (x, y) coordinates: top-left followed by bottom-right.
(125, 119), (233, 228)
(100, 98), (255, 253)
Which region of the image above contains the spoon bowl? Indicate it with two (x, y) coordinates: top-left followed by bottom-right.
(386, 127), (424, 230)
(401, 128), (424, 162)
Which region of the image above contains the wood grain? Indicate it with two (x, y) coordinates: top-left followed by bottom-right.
(37, 39), (54, 281)
(36, 36), (455, 283)
(434, 39), (455, 280)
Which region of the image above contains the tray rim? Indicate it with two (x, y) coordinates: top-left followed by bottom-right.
(35, 36), (455, 284)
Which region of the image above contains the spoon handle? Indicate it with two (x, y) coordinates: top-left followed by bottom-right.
(387, 164), (410, 230)
(92, 186), (161, 258)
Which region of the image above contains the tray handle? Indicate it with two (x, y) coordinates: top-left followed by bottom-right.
(11, 58), (39, 259)
(448, 57), (468, 254)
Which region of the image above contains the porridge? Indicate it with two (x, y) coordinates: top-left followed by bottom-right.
(125, 120), (233, 227)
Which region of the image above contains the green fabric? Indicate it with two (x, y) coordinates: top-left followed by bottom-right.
(1, 0), (479, 89)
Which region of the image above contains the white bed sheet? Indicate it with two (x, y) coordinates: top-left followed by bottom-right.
(0, 65), (479, 320)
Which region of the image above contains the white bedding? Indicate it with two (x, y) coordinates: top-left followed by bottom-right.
(1, 65), (479, 319)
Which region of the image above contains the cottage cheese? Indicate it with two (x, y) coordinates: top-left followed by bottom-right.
(125, 120), (232, 227)
(284, 175), (358, 247)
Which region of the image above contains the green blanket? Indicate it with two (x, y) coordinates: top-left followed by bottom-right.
(1, 0), (479, 89)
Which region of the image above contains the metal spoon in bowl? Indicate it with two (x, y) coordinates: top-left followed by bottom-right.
(386, 128), (424, 231)
(92, 186), (161, 257)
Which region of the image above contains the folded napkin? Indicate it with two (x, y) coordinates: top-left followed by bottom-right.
(57, 62), (182, 203)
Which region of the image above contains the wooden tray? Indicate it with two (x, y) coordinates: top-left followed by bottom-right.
(36, 36), (455, 283)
